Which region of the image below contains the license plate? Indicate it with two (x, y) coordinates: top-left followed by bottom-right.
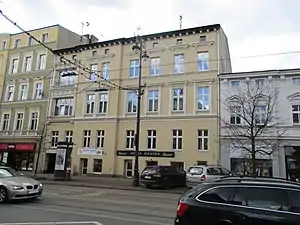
(29, 189), (39, 194)
(144, 176), (151, 179)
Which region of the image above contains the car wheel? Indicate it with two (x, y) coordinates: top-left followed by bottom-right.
(0, 186), (7, 203)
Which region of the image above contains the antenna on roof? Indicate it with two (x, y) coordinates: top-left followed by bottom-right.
(80, 21), (90, 42)
(179, 14), (183, 30)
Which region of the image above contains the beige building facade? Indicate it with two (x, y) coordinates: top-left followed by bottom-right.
(0, 25), (86, 172)
(46, 24), (232, 177)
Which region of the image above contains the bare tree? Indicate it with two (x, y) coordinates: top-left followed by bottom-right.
(222, 80), (286, 176)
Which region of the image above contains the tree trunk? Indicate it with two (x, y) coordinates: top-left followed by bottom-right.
(251, 138), (256, 176)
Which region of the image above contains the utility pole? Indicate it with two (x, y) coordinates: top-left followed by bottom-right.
(132, 35), (149, 186)
(33, 124), (46, 177)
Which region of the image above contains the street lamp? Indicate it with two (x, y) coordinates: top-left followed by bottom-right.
(132, 36), (149, 186)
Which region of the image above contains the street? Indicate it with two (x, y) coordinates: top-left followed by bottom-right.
(0, 184), (180, 225)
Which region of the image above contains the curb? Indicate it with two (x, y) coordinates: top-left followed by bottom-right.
(41, 180), (186, 194)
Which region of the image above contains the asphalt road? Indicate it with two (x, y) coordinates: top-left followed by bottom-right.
(0, 184), (181, 225)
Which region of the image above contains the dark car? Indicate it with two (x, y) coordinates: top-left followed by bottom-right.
(175, 176), (300, 225)
(141, 165), (186, 188)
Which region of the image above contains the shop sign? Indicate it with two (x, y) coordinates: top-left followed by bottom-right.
(78, 148), (103, 156)
(55, 148), (66, 171)
(116, 150), (175, 158)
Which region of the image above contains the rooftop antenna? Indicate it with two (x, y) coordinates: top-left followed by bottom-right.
(80, 21), (90, 42)
(179, 14), (183, 30)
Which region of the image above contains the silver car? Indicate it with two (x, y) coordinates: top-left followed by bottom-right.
(186, 165), (233, 188)
(0, 166), (43, 203)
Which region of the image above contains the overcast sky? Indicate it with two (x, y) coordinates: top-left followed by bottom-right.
(1, 0), (300, 72)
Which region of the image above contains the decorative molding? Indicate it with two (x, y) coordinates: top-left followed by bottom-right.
(190, 41), (214, 47)
(287, 92), (300, 102)
(99, 53), (116, 59)
(148, 47), (165, 54)
(168, 44), (190, 51)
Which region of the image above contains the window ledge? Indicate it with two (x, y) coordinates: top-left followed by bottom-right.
(146, 111), (159, 114)
(96, 113), (107, 117)
(171, 110), (185, 114)
(191, 41), (214, 47)
(196, 109), (210, 113)
(168, 44), (190, 51)
(148, 48), (165, 53)
(125, 112), (137, 116)
(197, 150), (209, 152)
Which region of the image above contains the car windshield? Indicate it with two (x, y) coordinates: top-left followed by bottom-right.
(188, 167), (203, 175)
(0, 168), (19, 178)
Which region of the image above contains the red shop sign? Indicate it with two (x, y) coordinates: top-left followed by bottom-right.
(0, 143), (36, 151)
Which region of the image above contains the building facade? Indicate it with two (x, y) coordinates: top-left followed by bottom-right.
(0, 25), (87, 172)
(219, 69), (300, 179)
(45, 24), (232, 177)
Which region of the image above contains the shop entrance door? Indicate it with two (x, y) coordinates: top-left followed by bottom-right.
(80, 158), (88, 175)
(124, 160), (133, 178)
(46, 153), (56, 173)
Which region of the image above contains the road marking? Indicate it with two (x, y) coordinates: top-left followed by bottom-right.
(0, 222), (102, 225)
(12, 205), (170, 225)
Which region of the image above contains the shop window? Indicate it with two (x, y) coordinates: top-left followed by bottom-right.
(230, 158), (273, 177)
(93, 159), (102, 173)
(146, 160), (158, 166)
(171, 161), (184, 171)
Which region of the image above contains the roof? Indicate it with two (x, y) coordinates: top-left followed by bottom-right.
(53, 24), (221, 55)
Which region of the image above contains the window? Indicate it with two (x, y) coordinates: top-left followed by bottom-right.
(198, 129), (208, 150)
(96, 130), (105, 148)
(93, 159), (103, 173)
(255, 79), (265, 86)
(197, 87), (210, 110)
(150, 57), (160, 75)
(287, 190), (300, 213)
(188, 166), (204, 175)
(255, 105), (267, 124)
(2, 40), (6, 50)
(51, 131), (59, 147)
(127, 92), (137, 113)
(24, 56), (32, 72)
(230, 106), (241, 125)
(90, 64), (98, 81)
(72, 55), (77, 60)
(6, 86), (14, 101)
(130, 59), (140, 78)
(86, 94), (95, 114)
(174, 54), (185, 73)
(29, 112), (38, 130)
(33, 83), (43, 99)
(58, 70), (76, 86)
(11, 58), (18, 73)
(292, 78), (300, 85)
(199, 35), (206, 42)
(197, 161), (207, 166)
(176, 39), (183, 45)
(126, 130), (135, 149)
(147, 130), (156, 150)
(54, 98), (74, 116)
(102, 62), (110, 80)
(38, 54), (46, 70)
(198, 187), (233, 204)
(172, 88), (184, 111)
(14, 39), (21, 48)
(232, 187), (289, 211)
(292, 105), (300, 124)
(28, 37), (33, 46)
(1, 114), (10, 131)
(18, 84), (28, 100)
(98, 92), (108, 114)
(230, 80), (240, 87)
(92, 51), (97, 56)
(104, 48), (109, 54)
(41, 33), (49, 43)
(65, 130), (73, 143)
(83, 130), (91, 147)
(15, 113), (24, 130)
(198, 52), (209, 71)
(152, 42), (158, 48)
(148, 90), (159, 112)
(172, 129), (182, 150)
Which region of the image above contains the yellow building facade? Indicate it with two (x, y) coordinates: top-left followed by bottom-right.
(46, 24), (232, 177)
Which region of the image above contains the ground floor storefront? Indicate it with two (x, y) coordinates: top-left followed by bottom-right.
(0, 142), (36, 171)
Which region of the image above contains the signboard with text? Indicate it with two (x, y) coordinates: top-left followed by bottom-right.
(116, 150), (175, 158)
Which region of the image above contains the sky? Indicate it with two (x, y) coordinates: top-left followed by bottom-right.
(1, 0), (300, 72)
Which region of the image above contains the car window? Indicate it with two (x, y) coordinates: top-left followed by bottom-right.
(198, 187), (234, 204)
(287, 190), (300, 214)
(207, 167), (223, 175)
(221, 168), (231, 175)
(188, 167), (203, 175)
(143, 166), (158, 173)
(0, 168), (14, 178)
(232, 187), (289, 211)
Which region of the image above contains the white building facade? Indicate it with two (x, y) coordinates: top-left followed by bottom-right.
(219, 69), (300, 179)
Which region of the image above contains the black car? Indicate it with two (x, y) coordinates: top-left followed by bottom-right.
(175, 176), (300, 225)
(141, 165), (186, 188)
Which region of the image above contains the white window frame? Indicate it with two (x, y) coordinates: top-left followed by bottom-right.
(150, 57), (160, 76)
(130, 59), (140, 78)
(172, 88), (184, 112)
(11, 58), (19, 74)
(197, 86), (210, 111)
(83, 130), (91, 148)
(5, 85), (15, 101)
(2, 40), (6, 50)
(33, 82), (43, 99)
(86, 94), (95, 114)
(126, 91), (137, 113)
(14, 112), (24, 131)
(197, 52), (209, 71)
(18, 83), (28, 101)
(229, 106), (242, 125)
(51, 131), (59, 147)
(147, 90), (159, 112)
(65, 130), (73, 143)
(29, 111), (39, 131)
(14, 39), (20, 48)
(90, 64), (98, 81)
(96, 130), (105, 148)
(1, 113), (10, 131)
(98, 92), (108, 114)
(37, 53), (47, 70)
(23, 55), (32, 72)
(255, 105), (267, 125)
(292, 105), (300, 124)
(102, 62), (110, 80)
(126, 130), (135, 149)
(42, 33), (49, 43)
(54, 98), (74, 116)
(172, 129), (182, 150)
(58, 70), (76, 86)
(28, 36), (33, 46)
(174, 54), (185, 74)
(147, 130), (157, 150)
(197, 129), (209, 151)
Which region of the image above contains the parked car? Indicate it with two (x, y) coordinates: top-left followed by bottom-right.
(0, 166), (43, 203)
(175, 176), (300, 225)
(186, 165), (234, 188)
(141, 165), (186, 188)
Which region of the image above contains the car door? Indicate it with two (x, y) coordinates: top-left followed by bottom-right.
(206, 167), (224, 182)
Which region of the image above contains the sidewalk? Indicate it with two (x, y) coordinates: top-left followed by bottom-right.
(23, 172), (186, 194)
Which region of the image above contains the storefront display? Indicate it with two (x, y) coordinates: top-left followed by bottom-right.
(231, 158), (273, 177)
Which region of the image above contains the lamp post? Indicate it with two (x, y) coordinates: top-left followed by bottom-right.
(132, 35), (149, 186)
